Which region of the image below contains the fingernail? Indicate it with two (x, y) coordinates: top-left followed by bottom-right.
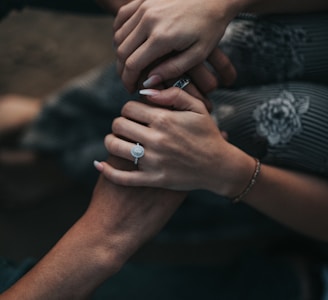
(93, 160), (104, 172)
(139, 89), (160, 96)
(143, 74), (162, 88)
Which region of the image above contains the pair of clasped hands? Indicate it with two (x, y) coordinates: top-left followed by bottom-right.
(94, 0), (254, 199)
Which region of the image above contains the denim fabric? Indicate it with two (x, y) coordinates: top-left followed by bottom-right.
(0, 257), (35, 293)
(94, 253), (301, 300)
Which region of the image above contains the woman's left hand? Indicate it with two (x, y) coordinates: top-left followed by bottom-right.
(96, 87), (237, 192)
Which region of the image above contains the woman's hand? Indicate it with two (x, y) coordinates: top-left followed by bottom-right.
(113, 0), (239, 92)
(95, 87), (252, 196)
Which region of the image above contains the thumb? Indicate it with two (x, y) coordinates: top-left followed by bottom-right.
(139, 88), (206, 113)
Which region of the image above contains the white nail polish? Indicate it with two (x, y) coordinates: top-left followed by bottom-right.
(139, 89), (160, 96)
(93, 160), (104, 172)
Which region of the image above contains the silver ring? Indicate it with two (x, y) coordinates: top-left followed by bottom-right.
(173, 77), (190, 89)
(130, 143), (144, 165)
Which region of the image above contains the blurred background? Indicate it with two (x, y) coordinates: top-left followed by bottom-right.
(0, 8), (115, 261)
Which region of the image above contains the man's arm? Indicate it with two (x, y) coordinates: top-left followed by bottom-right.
(0, 157), (185, 299)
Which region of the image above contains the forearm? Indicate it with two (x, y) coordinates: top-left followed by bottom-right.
(0, 211), (122, 300)
(1, 154), (185, 299)
(236, 161), (328, 241)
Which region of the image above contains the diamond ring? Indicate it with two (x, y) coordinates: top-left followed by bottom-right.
(130, 143), (144, 165)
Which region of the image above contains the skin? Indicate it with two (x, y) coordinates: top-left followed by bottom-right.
(0, 3), (185, 298)
(1, 156), (185, 300)
(97, 0), (237, 94)
(2, 0), (328, 297)
(97, 87), (328, 242)
(113, 0), (328, 92)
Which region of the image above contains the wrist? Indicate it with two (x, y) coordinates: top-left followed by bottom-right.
(208, 146), (256, 199)
(230, 157), (261, 203)
(79, 212), (132, 276)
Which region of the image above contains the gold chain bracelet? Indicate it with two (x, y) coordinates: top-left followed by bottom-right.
(232, 158), (261, 204)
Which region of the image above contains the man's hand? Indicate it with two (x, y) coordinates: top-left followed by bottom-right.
(89, 156), (186, 264)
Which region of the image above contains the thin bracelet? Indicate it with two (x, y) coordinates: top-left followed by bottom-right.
(232, 158), (261, 204)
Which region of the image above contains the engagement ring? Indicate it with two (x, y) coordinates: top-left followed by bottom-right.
(130, 143), (144, 165)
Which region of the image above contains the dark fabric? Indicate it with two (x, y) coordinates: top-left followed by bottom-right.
(0, 254), (303, 299)
(221, 14), (328, 87)
(0, 257), (36, 293)
(210, 82), (328, 178)
(94, 253), (301, 300)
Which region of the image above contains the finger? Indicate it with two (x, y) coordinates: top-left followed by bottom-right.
(138, 88), (206, 113)
(118, 101), (156, 124)
(111, 114), (152, 142)
(104, 134), (140, 163)
(114, 7), (146, 50)
(188, 63), (218, 94)
(99, 161), (158, 187)
(182, 81), (205, 101)
(120, 36), (179, 92)
(207, 48), (237, 87)
(166, 77), (202, 99)
(115, 29), (147, 77)
(147, 45), (207, 86)
(113, 0), (143, 31)
(166, 77), (211, 111)
(183, 82), (212, 112)
(168, 74), (212, 111)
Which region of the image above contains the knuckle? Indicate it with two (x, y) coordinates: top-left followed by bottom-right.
(113, 32), (121, 47)
(152, 111), (171, 129)
(111, 117), (124, 133)
(124, 56), (139, 73)
(140, 2), (153, 16)
(117, 4), (128, 15)
(203, 76), (218, 93)
(151, 132), (170, 153)
(104, 135), (120, 155)
(121, 101), (134, 116)
(116, 45), (126, 61)
(150, 29), (166, 42)
(170, 86), (184, 100)
(104, 134), (112, 150)
(218, 55), (232, 71)
(167, 62), (184, 78)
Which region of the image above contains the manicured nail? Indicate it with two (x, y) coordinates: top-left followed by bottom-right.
(93, 160), (104, 172)
(139, 89), (160, 96)
(143, 74), (162, 88)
